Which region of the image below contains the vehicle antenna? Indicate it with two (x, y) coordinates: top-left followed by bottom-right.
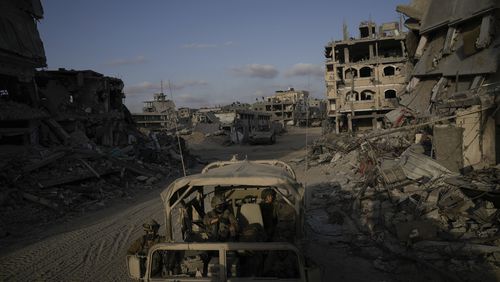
(168, 80), (187, 176)
(304, 79), (310, 203)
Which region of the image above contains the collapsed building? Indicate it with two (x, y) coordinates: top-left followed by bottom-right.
(395, 0), (500, 169)
(132, 92), (177, 132)
(324, 21), (408, 133)
(306, 98), (327, 126)
(308, 0), (500, 280)
(177, 107), (194, 128)
(0, 0), (47, 146)
(34, 69), (134, 147)
(252, 88), (310, 126)
(0, 0), (192, 237)
(215, 109), (272, 144)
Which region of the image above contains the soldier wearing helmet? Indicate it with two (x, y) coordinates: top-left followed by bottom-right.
(128, 219), (166, 276)
(259, 188), (278, 241)
(203, 194), (238, 241)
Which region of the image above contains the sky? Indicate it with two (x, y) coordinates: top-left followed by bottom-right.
(38, 0), (407, 113)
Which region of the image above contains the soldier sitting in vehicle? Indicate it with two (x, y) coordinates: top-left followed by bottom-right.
(203, 194), (238, 242)
(259, 188), (278, 241)
(127, 219), (166, 277)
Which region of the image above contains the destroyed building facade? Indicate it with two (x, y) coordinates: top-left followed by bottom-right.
(324, 21), (408, 133)
(132, 92), (177, 132)
(396, 0), (500, 169)
(252, 88), (309, 126)
(0, 0), (47, 146)
(34, 69), (132, 147)
(214, 109), (271, 144)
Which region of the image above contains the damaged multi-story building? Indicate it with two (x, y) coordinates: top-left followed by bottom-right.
(0, 0), (47, 146)
(0, 1), (138, 148)
(396, 0), (500, 169)
(132, 92), (177, 132)
(35, 69), (132, 146)
(324, 21), (408, 133)
(252, 88), (309, 126)
(215, 109), (272, 144)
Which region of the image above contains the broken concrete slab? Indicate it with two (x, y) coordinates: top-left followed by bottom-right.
(399, 145), (454, 180)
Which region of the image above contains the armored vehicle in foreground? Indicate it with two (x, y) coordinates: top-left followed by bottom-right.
(127, 157), (320, 281)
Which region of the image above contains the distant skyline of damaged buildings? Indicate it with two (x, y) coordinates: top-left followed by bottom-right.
(324, 20), (408, 133)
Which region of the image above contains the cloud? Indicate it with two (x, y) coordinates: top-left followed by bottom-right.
(180, 41), (236, 49)
(181, 43), (217, 49)
(103, 55), (148, 67)
(284, 63), (324, 78)
(124, 81), (159, 94)
(230, 64), (279, 79)
(173, 80), (209, 90)
(176, 94), (210, 107)
(124, 80), (209, 95)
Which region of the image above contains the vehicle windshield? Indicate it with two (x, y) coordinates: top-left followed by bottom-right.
(169, 185), (298, 243)
(149, 248), (300, 281)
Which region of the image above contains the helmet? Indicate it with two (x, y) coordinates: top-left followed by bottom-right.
(143, 219), (160, 232)
(261, 188), (276, 200)
(211, 194), (225, 208)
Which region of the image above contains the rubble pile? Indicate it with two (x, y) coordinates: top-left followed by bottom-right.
(308, 131), (500, 281)
(0, 130), (193, 238)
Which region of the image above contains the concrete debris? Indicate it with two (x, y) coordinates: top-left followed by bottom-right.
(309, 124), (500, 281)
(0, 70), (194, 238)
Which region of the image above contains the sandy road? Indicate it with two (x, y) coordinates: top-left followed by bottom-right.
(0, 196), (164, 281)
(0, 127), (321, 281)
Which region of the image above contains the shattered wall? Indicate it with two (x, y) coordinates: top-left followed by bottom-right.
(252, 88), (309, 126)
(324, 21), (409, 133)
(397, 0), (500, 168)
(132, 92), (177, 132)
(0, 0), (46, 81)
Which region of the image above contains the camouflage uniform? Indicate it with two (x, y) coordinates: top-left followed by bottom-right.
(203, 194), (238, 241)
(203, 209), (238, 241)
(127, 220), (165, 277)
(259, 189), (278, 241)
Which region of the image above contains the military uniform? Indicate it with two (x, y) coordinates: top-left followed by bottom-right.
(203, 209), (238, 241)
(128, 234), (166, 277)
(127, 234), (165, 255)
(259, 188), (279, 241)
(259, 201), (278, 241)
(128, 219), (165, 277)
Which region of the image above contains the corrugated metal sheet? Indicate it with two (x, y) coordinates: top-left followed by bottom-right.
(399, 145), (454, 180)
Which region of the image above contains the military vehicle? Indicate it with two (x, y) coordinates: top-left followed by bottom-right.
(127, 157), (321, 281)
(248, 125), (276, 145)
(248, 130), (276, 145)
(127, 242), (320, 281)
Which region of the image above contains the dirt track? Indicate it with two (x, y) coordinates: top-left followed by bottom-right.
(0, 128), (320, 281)
(1, 197), (164, 281)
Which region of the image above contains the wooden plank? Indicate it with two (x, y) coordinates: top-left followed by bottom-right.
(37, 168), (117, 189)
(104, 157), (156, 177)
(79, 159), (100, 178)
(23, 151), (66, 173)
(44, 119), (70, 144)
(23, 192), (59, 210)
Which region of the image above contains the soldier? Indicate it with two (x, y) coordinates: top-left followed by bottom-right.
(203, 194), (238, 242)
(259, 188), (278, 241)
(128, 219), (166, 277)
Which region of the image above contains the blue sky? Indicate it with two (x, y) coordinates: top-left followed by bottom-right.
(38, 0), (406, 112)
